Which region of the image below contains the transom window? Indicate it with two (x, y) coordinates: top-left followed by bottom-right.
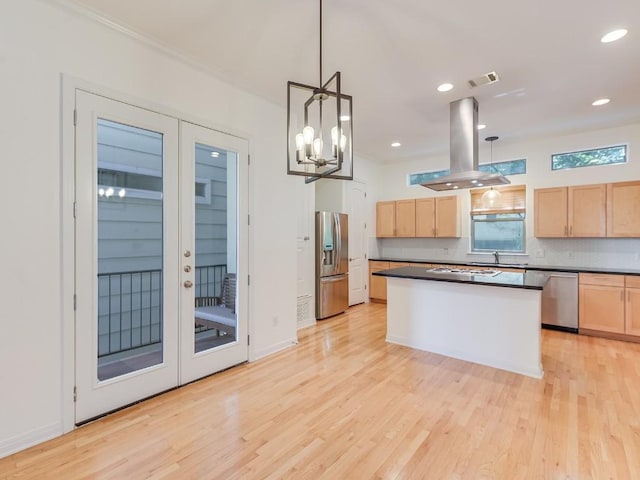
(551, 144), (627, 170)
(470, 185), (526, 253)
(408, 159), (526, 186)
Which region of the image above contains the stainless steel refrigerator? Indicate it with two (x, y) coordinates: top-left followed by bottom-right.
(316, 211), (349, 319)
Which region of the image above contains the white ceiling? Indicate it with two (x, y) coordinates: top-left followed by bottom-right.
(66, 0), (640, 164)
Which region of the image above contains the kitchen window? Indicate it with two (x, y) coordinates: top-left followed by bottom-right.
(551, 144), (627, 170)
(470, 185), (526, 253)
(408, 159), (526, 186)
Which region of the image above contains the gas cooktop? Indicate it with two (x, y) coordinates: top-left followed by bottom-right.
(427, 267), (501, 277)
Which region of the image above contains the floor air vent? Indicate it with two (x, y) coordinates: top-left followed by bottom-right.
(297, 295), (312, 324)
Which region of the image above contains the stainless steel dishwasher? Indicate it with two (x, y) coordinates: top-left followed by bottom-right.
(540, 271), (578, 332)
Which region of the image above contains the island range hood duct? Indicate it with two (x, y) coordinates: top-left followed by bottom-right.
(421, 97), (510, 191)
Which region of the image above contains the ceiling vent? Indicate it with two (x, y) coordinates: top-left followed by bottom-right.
(468, 71), (500, 88)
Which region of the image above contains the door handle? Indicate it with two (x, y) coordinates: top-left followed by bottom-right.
(184, 280), (193, 288)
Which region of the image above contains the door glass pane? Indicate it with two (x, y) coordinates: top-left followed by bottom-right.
(97, 119), (164, 380)
(193, 143), (238, 353)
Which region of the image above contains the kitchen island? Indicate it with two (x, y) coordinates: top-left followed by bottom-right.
(373, 266), (549, 378)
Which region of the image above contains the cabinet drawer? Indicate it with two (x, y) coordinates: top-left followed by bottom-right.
(626, 275), (640, 289)
(369, 261), (390, 271)
(579, 273), (625, 287)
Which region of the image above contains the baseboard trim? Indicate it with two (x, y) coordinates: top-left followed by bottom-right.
(296, 318), (316, 330)
(252, 338), (297, 362)
(0, 422), (62, 459)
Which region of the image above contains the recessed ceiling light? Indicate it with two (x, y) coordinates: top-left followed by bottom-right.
(391, 142), (401, 147)
(592, 98), (610, 106)
(601, 29), (628, 43)
(437, 83), (454, 92)
(477, 124), (487, 130)
(340, 115), (351, 122)
(453, 185), (459, 189)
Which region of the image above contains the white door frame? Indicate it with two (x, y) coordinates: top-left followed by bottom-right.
(60, 75), (253, 433)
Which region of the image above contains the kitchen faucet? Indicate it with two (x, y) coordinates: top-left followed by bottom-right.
(493, 251), (500, 264)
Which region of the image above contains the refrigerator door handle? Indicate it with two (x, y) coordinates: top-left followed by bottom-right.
(320, 274), (347, 283)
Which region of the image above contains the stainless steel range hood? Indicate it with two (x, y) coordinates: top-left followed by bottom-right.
(421, 97), (510, 191)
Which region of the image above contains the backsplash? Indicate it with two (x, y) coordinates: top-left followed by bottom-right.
(371, 237), (640, 270)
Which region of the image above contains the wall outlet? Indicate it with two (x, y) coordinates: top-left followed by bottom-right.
(535, 249), (545, 258)
(272, 316), (279, 326)
(567, 251), (574, 259)
(443, 247), (449, 256)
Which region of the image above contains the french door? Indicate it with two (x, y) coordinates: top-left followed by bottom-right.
(179, 121), (248, 384)
(74, 91), (248, 423)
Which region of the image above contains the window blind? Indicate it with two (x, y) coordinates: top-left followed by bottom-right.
(470, 185), (526, 215)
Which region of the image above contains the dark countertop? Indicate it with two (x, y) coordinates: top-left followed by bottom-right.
(373, 266), (549, 291)
(369, 257), (640, 276)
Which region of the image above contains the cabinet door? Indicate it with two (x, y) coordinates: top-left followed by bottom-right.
(395, 199), (416, 237)
(625, 276), (640, 336)
(625, 287), (640, 336)
(579, 284), (625, 333)
(415, 198), (435, 237)
(607, 181), (640, 237)
(376, 201), (396, 237)
(534, 187), (568, 237)
(435, 196), (460, 237)
(369, 261), (390, 301)
(569, 184), (606, 237)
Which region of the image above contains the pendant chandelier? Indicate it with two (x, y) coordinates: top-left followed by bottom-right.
(286, 0), (353, 183)
(481, 136), (502, 207)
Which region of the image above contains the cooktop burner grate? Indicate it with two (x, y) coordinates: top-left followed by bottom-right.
(427, 267), (501, 277)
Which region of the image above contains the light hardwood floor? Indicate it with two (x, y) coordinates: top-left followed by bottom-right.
(2, 303), (640, 479)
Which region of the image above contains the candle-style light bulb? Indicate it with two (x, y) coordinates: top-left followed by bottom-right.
(340, 134), (347, 151)
(313, 138), (323, 157)
(331, 126), (339, 146)
(303, 126), (314, 145)
(295, 133), (304, 150)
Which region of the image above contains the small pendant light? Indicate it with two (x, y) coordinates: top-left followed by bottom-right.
(482, 136), (501, 207)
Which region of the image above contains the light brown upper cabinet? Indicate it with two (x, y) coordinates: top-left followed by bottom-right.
(395, 199), (416, 237)
(607, 181), (640, 237)
(415, 198), (436, 237)
(534, 184), (606, 237)
(376, 196), (459, 238)
(376, 201), (396, 237)
(415, 196), (460, 238)
(434, 196), (460, 237)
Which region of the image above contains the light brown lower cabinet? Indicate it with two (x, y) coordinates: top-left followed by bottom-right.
(369, 261), (390, 302)
(368, 261), (430, 303)
(579, 273), (640, 339)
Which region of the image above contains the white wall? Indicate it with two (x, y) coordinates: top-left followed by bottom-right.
(372, 123), (640, 269)
(0, 0), (297, 457)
